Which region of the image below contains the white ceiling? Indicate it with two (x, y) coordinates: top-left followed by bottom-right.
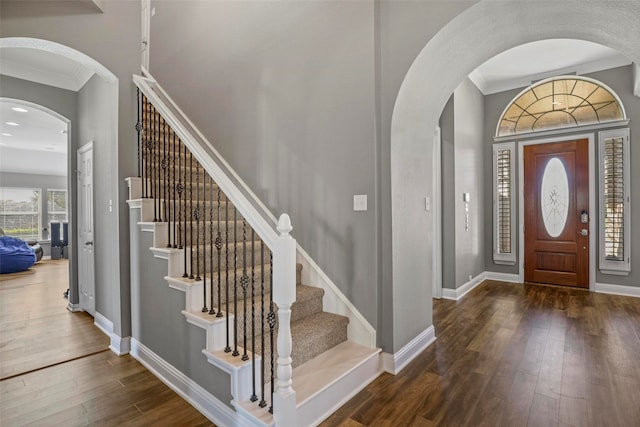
(469, 39), (631, 95)
(0, 101), (68, 176)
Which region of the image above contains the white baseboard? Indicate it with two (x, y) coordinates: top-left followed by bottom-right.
(441, 272), (487, 301)
(94, 311), (131, 355)
(67, 302), (82, 312)
(595, 282), (640, 298)
(484, 271), (521, 283)
(382, 325), (436, 375)
(130, 338), (250, 427)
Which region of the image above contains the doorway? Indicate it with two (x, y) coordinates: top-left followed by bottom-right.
(523, 139), (589, 288)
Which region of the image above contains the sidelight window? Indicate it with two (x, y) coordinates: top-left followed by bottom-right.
(598, 128), (630, 274)
(493, 142), (516, 264)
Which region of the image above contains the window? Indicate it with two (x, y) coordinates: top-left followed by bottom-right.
(493, 142), (516, 265)
(598, 128), (630, 274)
(47, 190), (68, 223)
(497, 76), (625, 137)
(0, 188), (41, 240)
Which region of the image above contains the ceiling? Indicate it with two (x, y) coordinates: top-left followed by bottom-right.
(469, 39), (631, 95)
(0, 101), (68, 176)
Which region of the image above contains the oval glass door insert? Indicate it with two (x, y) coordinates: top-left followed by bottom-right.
(540, 157), (569, 237)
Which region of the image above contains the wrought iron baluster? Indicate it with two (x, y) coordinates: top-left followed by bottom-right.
(162, 118), (168, 225)
(142, 95), (148, 198)
(241, 220), (249, 362)
(210, 176), (217, 315)
(136, 88), (142, 178)
(153, 109), (159, 221)
(232, 207), (239, 357)
(216, 187), (223, 318)
(259, 240), (267, 408)
(189, 151), (194, 279)
(250, 228), (257, 402)
(195, 162), (202, 282)
(199, 162), (206, 312)
(176, 137), (183, 250)
(182, 142), (188, 278)
(268, 252), (275, 414)
(224, 195), (231, 353)
(172, 130), (177, 248)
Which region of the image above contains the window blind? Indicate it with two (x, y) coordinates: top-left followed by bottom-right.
(496, 148), (512, 254)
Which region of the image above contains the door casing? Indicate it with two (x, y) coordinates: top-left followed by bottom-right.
(518, 133), (596, 291)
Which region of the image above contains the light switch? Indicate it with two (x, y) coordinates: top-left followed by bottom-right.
(425, 196), (431, 212)
(353, 195), (367, 211)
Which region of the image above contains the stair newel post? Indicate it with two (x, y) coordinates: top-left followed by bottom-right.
(272, 214), (297, 425)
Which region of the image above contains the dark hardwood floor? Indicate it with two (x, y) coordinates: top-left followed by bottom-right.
(322, 280), (640, 427)
(0, 260), (214, 426)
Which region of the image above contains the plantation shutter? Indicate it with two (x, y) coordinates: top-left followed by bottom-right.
(493, 142), (516, 264)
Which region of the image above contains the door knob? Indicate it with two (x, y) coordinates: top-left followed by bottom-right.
(85, 241), (93, 246)
(580, 229), (588, 236)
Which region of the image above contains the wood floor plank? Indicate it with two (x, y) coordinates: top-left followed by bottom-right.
(321, 280), (640, 426)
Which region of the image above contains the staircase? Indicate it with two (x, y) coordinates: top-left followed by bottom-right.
(126, 75), (381, 426)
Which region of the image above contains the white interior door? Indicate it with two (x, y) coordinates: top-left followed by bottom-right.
(78, 142), (95, 315)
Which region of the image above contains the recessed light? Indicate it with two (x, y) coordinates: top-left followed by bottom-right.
(1, 133), (12, 137)
(5, 121), (20, 126)
(11, 107), (28, 113)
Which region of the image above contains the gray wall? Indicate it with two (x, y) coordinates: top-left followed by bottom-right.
(129, 209), (232, 406)
(149, 0), (475, 353)
(440, 96), (455, 289)
(77, 74), (120, 321)
(0, 75), (79, 292)
(1, 0), (141, 337)
(149, 0), (379, 337)
(453, 78), (485, 287)
(484, 65), (640, 288)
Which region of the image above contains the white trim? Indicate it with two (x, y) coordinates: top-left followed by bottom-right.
(130, 338), (249, 427)
(66, 302), (82, 312)
(381, 326), (436, 375)
(432, 127), (443, 299)
(441, 272), (486, 301)
(518, 133), (596, 291)
(296, 247), (376, 348)
(493, 119), (629, 143)
(598, 128), (631, 274)
(94, 311), (131, 355)
(595, 283), (640, 298)
(484, 271), (521, 283)
(633, 63), (640, 98)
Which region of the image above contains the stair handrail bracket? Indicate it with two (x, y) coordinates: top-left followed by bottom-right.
(273, 214), (297, 425)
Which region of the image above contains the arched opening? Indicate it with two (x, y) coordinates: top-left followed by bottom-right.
(388, 1), (640, 351)
(0, 37), (119, 317)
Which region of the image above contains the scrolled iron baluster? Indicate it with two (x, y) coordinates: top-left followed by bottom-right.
(181, 142), (188, 278)
(136, 88), (142, 178)
(216, 187), (223, 318)
(232, 207), (239, 357)
(224, 195), (231, 353)
(189, 151), (194, 279)
(268, 252), (275, 414)
(209, 176), (216, 315)
(259, 240), (267, 408)
(250, 228), (257, 402)
(241, 220), (249, 362)
(199, 162), (206, 312)
(172, 130), (178, 248)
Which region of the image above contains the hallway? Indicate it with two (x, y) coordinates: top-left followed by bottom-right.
(322, 281), (640, 426)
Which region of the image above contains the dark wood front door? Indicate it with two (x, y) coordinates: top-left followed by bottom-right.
(524, 139), (589, 288)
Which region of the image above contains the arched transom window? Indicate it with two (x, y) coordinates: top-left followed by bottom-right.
(496, 76), (626, 137)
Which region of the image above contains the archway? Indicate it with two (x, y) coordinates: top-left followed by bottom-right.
(389, 1), (640, 350)
(0, 37), (119, 314)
